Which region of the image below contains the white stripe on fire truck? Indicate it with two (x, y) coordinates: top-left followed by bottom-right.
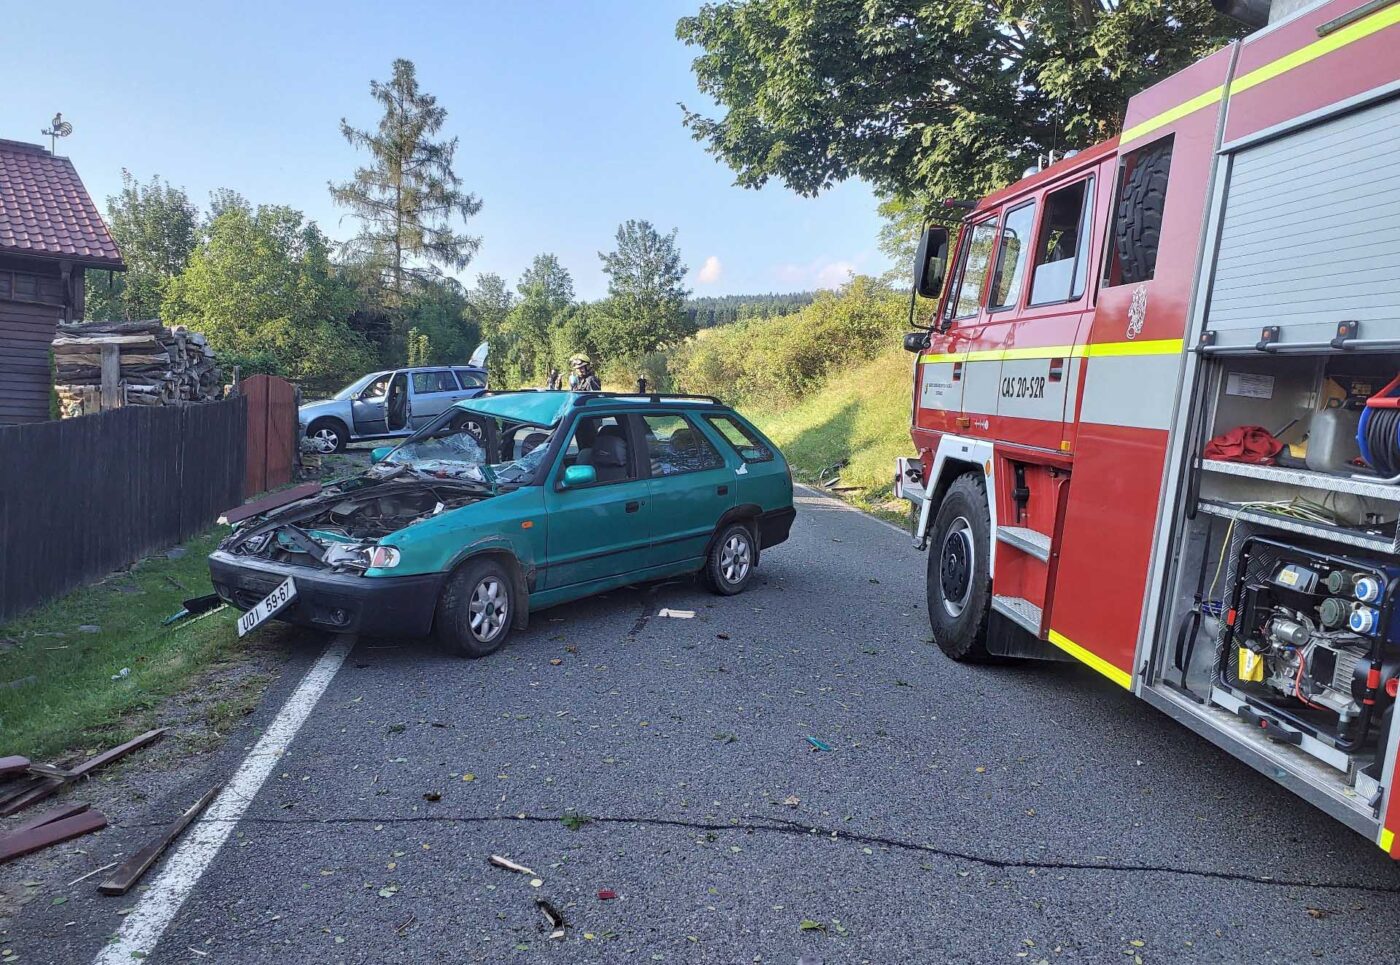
(1119, 0), (1400, 146)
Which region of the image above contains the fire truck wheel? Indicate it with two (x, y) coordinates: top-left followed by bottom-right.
(926, 473), (993, 662)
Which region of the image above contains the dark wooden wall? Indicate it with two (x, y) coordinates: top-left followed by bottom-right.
(0, 396), (247, 623)
(0, 255), (84, 426)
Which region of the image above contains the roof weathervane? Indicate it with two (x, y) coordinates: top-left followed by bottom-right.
(41, 112), (73, 153)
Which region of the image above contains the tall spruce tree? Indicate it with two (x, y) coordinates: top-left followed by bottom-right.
(330, 58), (482, 344)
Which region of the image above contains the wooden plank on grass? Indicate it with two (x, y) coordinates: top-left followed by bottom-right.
(0, 755), (29, 775)
(67, 728), (168, 780)
(0, 811), (107, 864)
(98, 785), (220, 896)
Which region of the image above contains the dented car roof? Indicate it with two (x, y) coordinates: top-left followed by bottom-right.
(454, 391), (574, 428)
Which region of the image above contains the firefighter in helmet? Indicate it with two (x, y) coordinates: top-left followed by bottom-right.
(569, 355), (601, 392)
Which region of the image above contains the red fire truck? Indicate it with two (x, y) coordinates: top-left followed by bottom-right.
(898, 0), (1400, 854)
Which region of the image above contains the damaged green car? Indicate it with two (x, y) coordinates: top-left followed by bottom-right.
(209, 391), (795, 656)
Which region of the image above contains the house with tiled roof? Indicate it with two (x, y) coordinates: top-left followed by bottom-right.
(0, 139), (124, 424)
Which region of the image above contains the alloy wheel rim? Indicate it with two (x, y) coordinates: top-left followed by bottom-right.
(720, 533), (751, 584)
(940, 517), (974, 618)
(311, 428), (339, 453)
(469, 577), (508, 642)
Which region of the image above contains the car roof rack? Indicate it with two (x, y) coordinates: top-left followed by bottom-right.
(572, 392), (724, 407)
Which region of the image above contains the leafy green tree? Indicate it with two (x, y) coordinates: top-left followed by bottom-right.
(403, 278), (479, 363)
(330, 58), (482, 340)
(677, 0), (1242, 210)
(595, 220), (694, 363)
(468, 272), (515, 332)
(516, 253), (574, 311)
(163, 201), (375, 386)
(84, 171), (198, 321)
(406, 327), (432, 366)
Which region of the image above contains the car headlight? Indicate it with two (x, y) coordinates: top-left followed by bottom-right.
(368, 546), (401, 569)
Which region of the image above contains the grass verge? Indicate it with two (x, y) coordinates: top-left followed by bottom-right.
(752, 347), (914, 525)
(0, 528), (246, 761)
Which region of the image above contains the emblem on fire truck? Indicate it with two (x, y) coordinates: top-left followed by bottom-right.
(1126, 284), (1148, 340)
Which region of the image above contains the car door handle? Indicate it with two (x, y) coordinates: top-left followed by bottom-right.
(625, 501), (642, 513)
(716, 485), (729, 496)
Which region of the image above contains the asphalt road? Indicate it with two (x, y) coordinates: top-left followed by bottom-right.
(14, 487), (1400, 963)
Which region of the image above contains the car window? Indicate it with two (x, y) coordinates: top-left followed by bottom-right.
(412, 370), (457, 394)
(454, 369), (486, 389)
(947, 221), (998, 320)
(989, 202), (1036, 310)
(642, 414), (725, 477)
(559, 415), (636, 485)
(361, 374), (391, 400)
(1029, 178), (1094, 305)
(706, 415), (773, 463)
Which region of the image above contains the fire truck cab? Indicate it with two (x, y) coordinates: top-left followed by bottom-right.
(899, 0), (1400, 854)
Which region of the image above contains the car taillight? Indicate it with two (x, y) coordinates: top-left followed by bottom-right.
(369, 546), (401, 569)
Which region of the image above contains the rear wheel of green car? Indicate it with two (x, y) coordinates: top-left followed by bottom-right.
(436, 558), (514, 658)
(704, 522), (756, 596)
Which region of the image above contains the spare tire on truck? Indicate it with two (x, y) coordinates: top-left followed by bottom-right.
(1112, 140), (1172, 285)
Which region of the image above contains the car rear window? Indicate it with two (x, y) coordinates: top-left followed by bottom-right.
(454, 369), (485, 389)
(412, 370), (457, 393)
(706, 415), (774, 463)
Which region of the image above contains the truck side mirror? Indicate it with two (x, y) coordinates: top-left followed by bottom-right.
(903, 331), (930, 354)
(913, 226), (949, 300)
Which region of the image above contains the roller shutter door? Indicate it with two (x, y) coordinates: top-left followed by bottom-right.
(1206, 95), (1400, 348)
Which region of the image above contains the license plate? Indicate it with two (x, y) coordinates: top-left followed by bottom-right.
(236, 577), (297, 637)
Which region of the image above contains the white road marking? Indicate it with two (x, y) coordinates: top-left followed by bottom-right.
(794, 485), (909, 537)
(93, 636), (353, 964)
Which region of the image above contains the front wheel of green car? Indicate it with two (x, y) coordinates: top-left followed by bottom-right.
(704, 522), (756, 596)
(436, 558), (514, 658)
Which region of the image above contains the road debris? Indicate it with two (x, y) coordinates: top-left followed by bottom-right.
(537, 899), (567, 939)
(99, 785), (219, 896)
(0, 809), (107, 864)
(805, 736), (833, 752)
(0, 755), (29, 775)
(68, 861), (118, 886)
(161, 593), (223, 626)
(658, 608), (695, 619)
(0, 778), (63, 817)
(597, 889), (618, 901)
(111, 668), (131, 681)
(782, 794), (801, 807)
(422, 791), (442, 802)
(9, 802), (91, 834)
(489, 854), (536, 876)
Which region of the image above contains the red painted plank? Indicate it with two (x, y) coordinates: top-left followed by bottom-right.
(0, 755), (29, 775)
(219, 482), (322, 525)
(0, 810), (107, 864)
(9, 802), (90, 835)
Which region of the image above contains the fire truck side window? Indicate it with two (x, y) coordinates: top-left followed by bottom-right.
(1105, 137), (1174, 286)
(948, 221), (999, 319)
(1029, 177), (1095, 305)
(988, 202), (1037, 310)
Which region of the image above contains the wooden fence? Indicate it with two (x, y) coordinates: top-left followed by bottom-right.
(241, 375), (297, 497)
(0, 397), (247, 623)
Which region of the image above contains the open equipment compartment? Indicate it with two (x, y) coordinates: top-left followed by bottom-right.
(1144, 87), (1400, 835)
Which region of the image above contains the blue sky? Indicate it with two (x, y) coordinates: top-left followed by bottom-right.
(2, 0), (892, 301)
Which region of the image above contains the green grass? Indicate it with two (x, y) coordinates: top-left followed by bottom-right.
(0, 528), (248, 761)
(752, 347), (915, 524)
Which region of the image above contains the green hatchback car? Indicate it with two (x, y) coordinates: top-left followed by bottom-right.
(209, 392), (795, 656)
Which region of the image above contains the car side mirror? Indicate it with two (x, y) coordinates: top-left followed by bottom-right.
(903, 331), (931, 354)
(913, 226), (949, 299)
(370, 446), (394, 465)
(561, 465), (596, 488)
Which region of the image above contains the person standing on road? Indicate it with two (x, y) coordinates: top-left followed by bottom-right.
(635, 375), (648, 394)
(569, 355), (601, 392)
(546, 368), (562, 391)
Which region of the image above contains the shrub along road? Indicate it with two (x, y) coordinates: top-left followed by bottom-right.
(12, 489), (1400, 963)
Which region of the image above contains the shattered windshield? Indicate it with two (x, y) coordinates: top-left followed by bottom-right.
(378, 407), (557, 488)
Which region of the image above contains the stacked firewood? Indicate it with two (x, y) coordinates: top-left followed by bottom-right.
(52, 319), (222, 417)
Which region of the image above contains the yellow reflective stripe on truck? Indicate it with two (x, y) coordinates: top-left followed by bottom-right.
(918, 338), (1183, 366)
(1120, 0), (1400, 145)
(1047, 630), (1133, 689)
(1382, 827), (1396, 854)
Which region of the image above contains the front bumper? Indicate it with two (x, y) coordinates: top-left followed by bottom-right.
(209, 551), (444, 637)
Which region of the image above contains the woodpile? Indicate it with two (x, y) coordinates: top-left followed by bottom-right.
(52, 319), (223, 418)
